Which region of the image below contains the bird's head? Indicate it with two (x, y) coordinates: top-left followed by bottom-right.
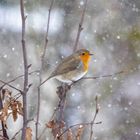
(75, 49), (93, 71)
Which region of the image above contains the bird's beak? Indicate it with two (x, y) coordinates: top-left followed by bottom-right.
(89, 53), (94, 56)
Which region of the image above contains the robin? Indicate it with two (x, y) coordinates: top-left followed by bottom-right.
(40, 49), (93, 86)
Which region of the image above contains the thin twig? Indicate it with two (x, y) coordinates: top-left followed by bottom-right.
(20, 0), (29, 139)
(58, 121), (101, 139)
(0, 70), (38, 90)
(38, 107), (59, 140)
(57, 96), (100, 139)
(82, 70), (124, 80)
(70, 70), (124, 86)
(0, 70), (38, 96)
(89, 96), (99, 140)
(0, 80), (22, 93)
(11, 128), (22, 140)
(0, 90), (9, 139)
(11, 118), (34, 140)
(73, 0), (88, 52)
(38, 127), (47, 140)
(50, 107), (59, 121)
(36, 0), (55, 139)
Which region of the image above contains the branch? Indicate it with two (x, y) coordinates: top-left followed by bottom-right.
(56, 96), (100, 139)
(38, 107), (59, 140)
(0, 69), (37, 140)
(20, 0), (29, 139)
(54, 96), (100, 139)
(11, 128), (22, 140)
(57, 121), (101, 139)
(0, 90), (9, 139)
(73, 0), (88, 52)
(45, 84), (70, 139)
(82, 70), (124, 80)
(70, 70), (124, 87)
(36, 0), (55, 139)
(0, 70), (38, 90)
(11, 119), (34, 140)
(57, 85), (68, 123)
(0, 70), (38, 98)
(0, 80), (22, 93)
(89, 96), (99, 140)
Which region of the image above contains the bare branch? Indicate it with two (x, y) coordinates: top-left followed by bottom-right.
(0, 70), (38, 98)
(0, 91), (9, 139)
(38, 127), (47, 140)
(57, 121), (101, 139)
(38, 107), (59, 140)
(11, 128), (22, 140)
(43, 85), (70, 139)
(56, 96), (101, 139)
(89, 96), (99, 140)
(0, 80), (22, 93)
(20, 0), (29, 139)
(0, 70), (38, 90)
(73, 0), (88, 52)
(82, 70), (124, 80)
(11, 119), (34, 140)
(36, 0), (55, 139)
(70, 70), (124, 87)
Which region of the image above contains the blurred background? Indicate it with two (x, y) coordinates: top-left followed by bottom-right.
(0, 0), (140, 139)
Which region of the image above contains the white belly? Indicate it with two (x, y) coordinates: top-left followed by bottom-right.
(55, 70), (87, 83)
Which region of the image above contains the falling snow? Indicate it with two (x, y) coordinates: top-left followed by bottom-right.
(128, 101), (132, 106)
(80, 1), (84, 6)
(3, 54), (7, 58)
(6, 73), (10, 77)
(117, 35), (120, 39)
(137, 82), (140, 86)
(12, 47), (15, 51)
(0, 0), (140, 139)
(108, 104), (112, 108)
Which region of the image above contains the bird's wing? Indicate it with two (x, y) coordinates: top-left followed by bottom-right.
(50, 55), (81, 78)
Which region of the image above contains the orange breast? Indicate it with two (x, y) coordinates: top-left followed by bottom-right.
(80, 55), (91, 71)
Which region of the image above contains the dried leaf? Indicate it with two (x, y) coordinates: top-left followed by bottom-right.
(67, 129), (73, 140)
(46, 120), (56, 128)
(0, 102), (9, 129)
(56, 135), (64, 140)
(3, 103), (8, 116)
(17, 101), (23, 115)
(59, 121), (65, 128)
(1, 89), (11, 100)
(0, 89), (24, 128)
(11, 101), (18, 121)
(26, 127), (32, 140)
(54, 121), (65, 140)
(46, 120), (65, 139)
(75, 125), (84, 140)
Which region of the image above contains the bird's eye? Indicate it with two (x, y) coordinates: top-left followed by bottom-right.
(82, 52), (85, 55)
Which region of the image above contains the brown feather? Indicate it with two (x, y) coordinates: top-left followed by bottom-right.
(50, 55), (81, 78)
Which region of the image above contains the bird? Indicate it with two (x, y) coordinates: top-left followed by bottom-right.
(40, 49), (93, 86)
